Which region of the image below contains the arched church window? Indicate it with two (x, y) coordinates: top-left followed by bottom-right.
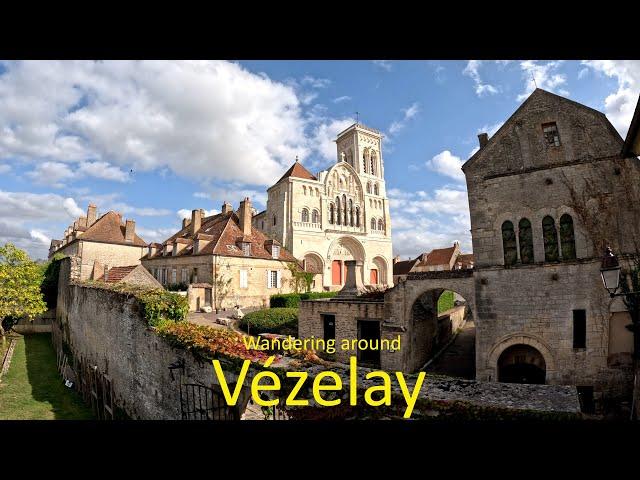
(542, 216), (559, 262)
(355, 207), (360, 227)
(371, 218), (377, 231)
(349, 199), (354, 226)
(378, 219), (383, 231)
(303, 185), (307, 195)
(560, 214), (576, 260)
(366, 182), (372, 194)
(363, 149), (369, 173)
(370, 152), (376, 176)
(329, 204), (335, 225)
(501, 221), (517, 266)
(518, 218), (533, 264)
(301, 208), (309, 223)
(342, 194), (347, 225)
(312, 209), (319, 224)
(374, 183), (379, 196)
(336, 197), (341, 225)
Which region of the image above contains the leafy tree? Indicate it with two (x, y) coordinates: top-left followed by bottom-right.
(285, 262), (314, 294)
(0, 243), (47, 337)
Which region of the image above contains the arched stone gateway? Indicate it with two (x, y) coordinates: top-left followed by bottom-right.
(486, 333), (556, 383)
(498, 344), (546, 384)
(382, 270), (476, 372)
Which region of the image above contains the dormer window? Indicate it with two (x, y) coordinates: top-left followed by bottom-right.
(542, 122), (561, 147)
(241, 242), (251, 257)
(272, 245), (280, 259)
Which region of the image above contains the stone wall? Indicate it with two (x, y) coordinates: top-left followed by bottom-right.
(55, 257), (251, 419)
(13, 308), (55, 334)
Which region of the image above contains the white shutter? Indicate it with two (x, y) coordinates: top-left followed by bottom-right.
(240, 270), (248, 289)
(276, 270), (281, 288)
(267, 269), (271, 288)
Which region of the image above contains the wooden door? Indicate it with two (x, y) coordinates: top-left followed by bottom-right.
(332, 260), (342, 285)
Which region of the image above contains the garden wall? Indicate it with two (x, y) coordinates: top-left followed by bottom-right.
(55, 257), (251, 419)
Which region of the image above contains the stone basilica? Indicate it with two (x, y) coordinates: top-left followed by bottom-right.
(253, 123), (394, 290)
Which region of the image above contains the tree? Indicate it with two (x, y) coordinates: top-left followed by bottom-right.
(285, 262), (314, 294)
(0, 243), (47, 337)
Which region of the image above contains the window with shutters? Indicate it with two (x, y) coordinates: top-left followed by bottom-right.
(268, 270), (279, 289)
(181, 268), (188, 284)
(241, 242), (251, 257)
(171, 268), (177, 284)
(272, 245), (280, 259)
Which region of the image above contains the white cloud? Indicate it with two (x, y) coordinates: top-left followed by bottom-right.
(388, 102), (420, 136)
(425, 150), (465, 182)
(581, 60), (640, 137)
(136, 226), (179, 243)
(372, 60), (392, 71)
(463, 61), (498, 97)
(0, 61), (350, 187)
(0, 164), (11, 174)
(333, 96), (351, 103)
(29, 229), (50, 245)
(309, 117), (356, 167)
(477, 121), (504, 137)
(578, 67), (589, 80)
(177, 208), (220, 220)
(26, 159), (131, 188)
(388, 186), (471, 258)
(62, 197), (84, 218)
(517, 60), (568, 101)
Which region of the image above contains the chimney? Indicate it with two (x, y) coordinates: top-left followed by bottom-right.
(335, 260), (366, 299)
(191, 209), (201, 235)
(87, 204), (97, 226)
(222, 201), (233, 214)
(125, 219), (135, 243)
(182, 217), (191, 229)
(238, 197), (252, 236)
(478, 133), (489, 149)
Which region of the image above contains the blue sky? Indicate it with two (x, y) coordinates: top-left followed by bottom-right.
(0, 60), (638, 260)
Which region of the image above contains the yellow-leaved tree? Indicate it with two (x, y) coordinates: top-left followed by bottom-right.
(0, 243), (47, 338)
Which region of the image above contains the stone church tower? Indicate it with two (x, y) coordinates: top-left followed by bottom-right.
(253, 123), (394, 290)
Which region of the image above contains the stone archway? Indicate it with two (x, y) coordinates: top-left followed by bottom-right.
(370, 256), (388, 286)
(497, 344), (546, 384)
(302, 252), (324, 291)
(486, 333), (555, 383)
(327, 236), (366, 286)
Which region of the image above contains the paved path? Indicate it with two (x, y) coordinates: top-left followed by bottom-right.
(424, 320), (476, 379)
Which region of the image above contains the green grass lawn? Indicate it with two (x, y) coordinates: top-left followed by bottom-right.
(0, 334), (94, 420)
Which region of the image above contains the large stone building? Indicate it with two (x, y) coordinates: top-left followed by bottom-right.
(299, 89), (640, 411)
(141, 198), (300, 310)
(252, 123), (394, 290)
(48, 203), (148, 281)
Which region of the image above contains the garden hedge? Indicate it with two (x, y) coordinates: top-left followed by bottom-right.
(240, 308), (299, 335)
(269, 291), (337, 308)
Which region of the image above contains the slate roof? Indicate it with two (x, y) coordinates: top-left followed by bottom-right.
(143, 211), (297, 262)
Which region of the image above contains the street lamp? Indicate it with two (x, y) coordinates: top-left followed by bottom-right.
(601, 246), (622, 296)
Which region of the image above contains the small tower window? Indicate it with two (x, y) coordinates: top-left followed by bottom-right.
(542, 122), (561, 147)
(374, 183), (379, 196)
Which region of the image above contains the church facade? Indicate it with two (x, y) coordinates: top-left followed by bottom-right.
(253, 123), (394, 290)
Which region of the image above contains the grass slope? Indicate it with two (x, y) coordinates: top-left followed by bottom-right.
(0, 334), (94, 420)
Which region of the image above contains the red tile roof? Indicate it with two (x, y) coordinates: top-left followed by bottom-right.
(456, 254), (475, 268)
(420, 246), (457, 267)
(100, 265), (138, 283)
(276, 161), (317, 183)
(143, 211), (297, 262)
(393, 258), (419, 276)
(78, 211), (147, 247)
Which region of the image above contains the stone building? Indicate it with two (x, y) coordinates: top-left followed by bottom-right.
(299, 89), (640, 411)
(252, 123), (394, 290)
(392, 242), (474, 283)
(141, 198), (300, 310)
(48, 203), (147, 281)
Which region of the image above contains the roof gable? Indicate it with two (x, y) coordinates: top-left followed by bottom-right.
(462, 89), (624, 177)
(276, 161), (317, 183)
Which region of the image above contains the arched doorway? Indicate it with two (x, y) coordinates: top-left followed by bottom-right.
(497, 344), (546, 384)
(370, 256), (388, 286)
(327, 236), (365, 286)
(303, 252), (324, 291)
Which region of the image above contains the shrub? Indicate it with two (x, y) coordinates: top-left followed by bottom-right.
(269, 291), (337, 308)
(41, 253), (65, 309)
(240, 308), (298, 335)
(156, 321), (268, 363)
(438, 291), (455, 314)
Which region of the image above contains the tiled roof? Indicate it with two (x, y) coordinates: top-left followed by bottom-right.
(457, 254), (475, 268)
(421, 246), (457, 267)
(143, 211), (297, 262)
(100, 265), (138, 283)
(77, 211), (147, 247)
(276, 161), (317, 183)
(393, 258), (419, 275)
